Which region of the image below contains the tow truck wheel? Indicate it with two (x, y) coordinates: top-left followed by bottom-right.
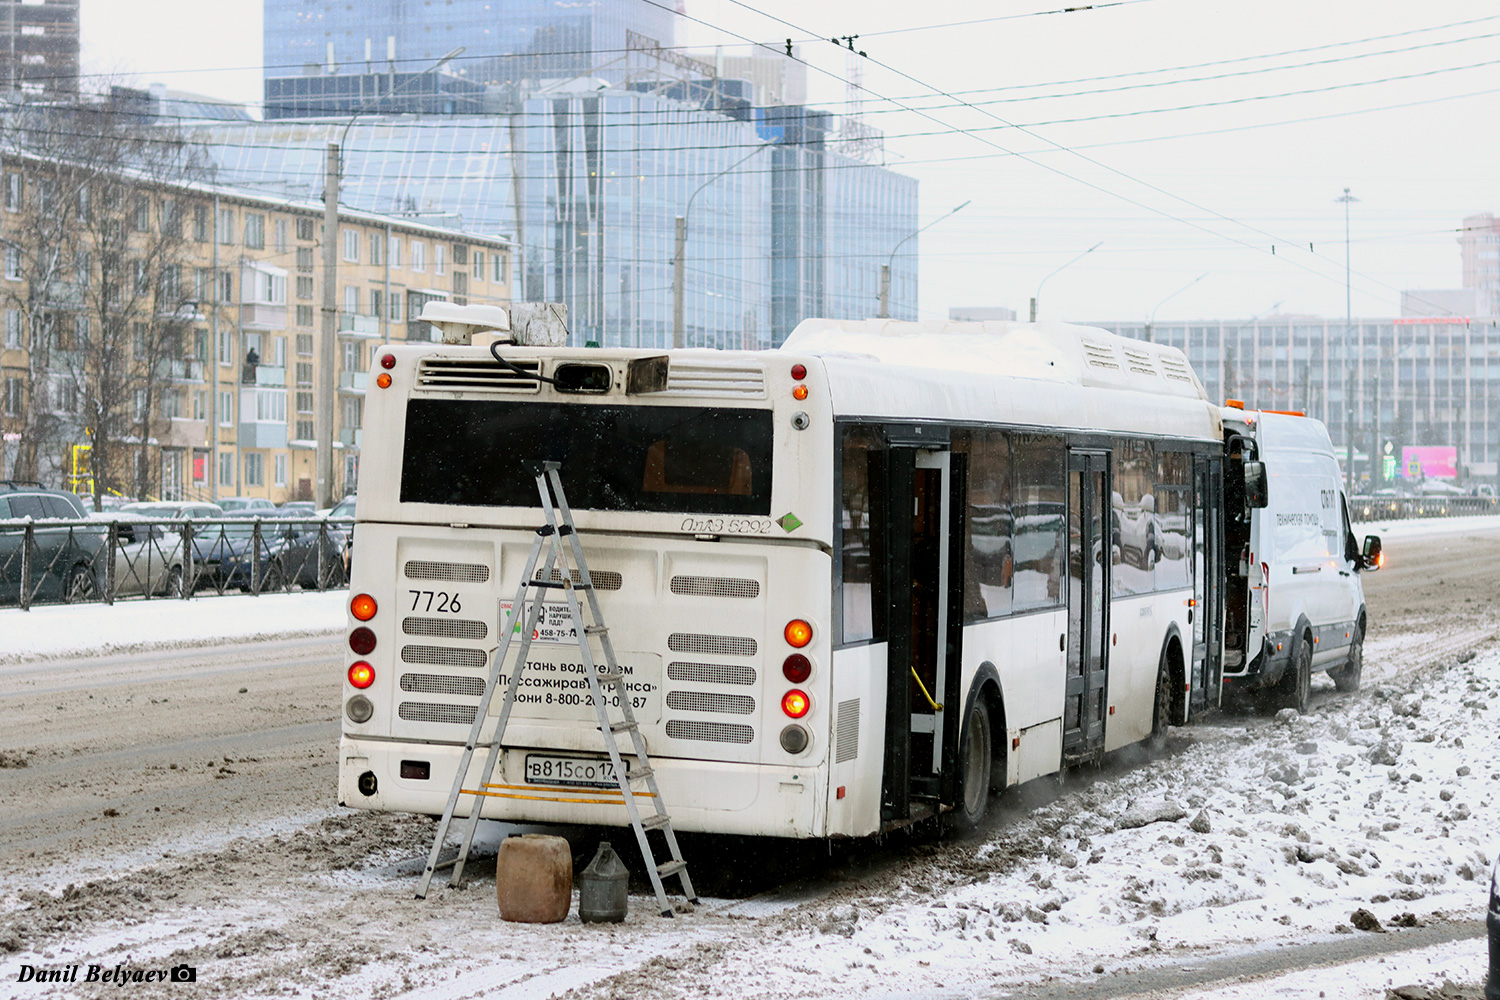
(1330, 625), (1364, 693)
(1278, 638), (1312, 714)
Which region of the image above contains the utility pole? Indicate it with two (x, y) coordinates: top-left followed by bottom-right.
(672, 215), (685, 348)
(1337, 186), (1359, 494)
(1030, 240), (1101, 323)
(317, 143), (339, 508)
(880, 199), (970, 319)
(211, 194), (221, 501)
(878, 264), (890, 320)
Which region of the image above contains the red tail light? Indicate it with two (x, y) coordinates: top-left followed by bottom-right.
(782, 654), (811, 683)
(348, 661), (375, 689)
(349, 627), (376, 655)
(781, 689), (810, 718)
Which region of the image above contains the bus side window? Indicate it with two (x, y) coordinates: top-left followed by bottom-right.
(1013, 433), (1066, 611)
(840, 426), (883, 644)
(959, 427), (1013, 621)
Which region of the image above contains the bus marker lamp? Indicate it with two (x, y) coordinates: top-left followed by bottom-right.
(782, 653), (812, 683)
(781, 689), (810, 719)
(779, 724), (810, 753)
(379, 353), (396, 369)
(351, 593), (378, 621)
(792, 384), (809, 400)
(349, 626), (377, 655)
(790, 364), (807, 380)
(784, 619), (812, 648)
(376, 373), (392, 389)
(346, 695), (374, 723)
(348, 661), (375, 689)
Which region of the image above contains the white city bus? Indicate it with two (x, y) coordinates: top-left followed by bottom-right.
(338, 316), (1226, 837)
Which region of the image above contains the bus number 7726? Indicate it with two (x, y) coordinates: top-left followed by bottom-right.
(408, 590), (462, 614)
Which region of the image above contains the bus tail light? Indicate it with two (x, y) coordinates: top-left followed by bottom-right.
(790, 363), (807, 380)
(379, 353), (396, 369)
(792, 384), (809, 401)
(345, 695), (374, 723)
(376, 373), (392, 389)
(348, 661), (375, 688)
(349, 627), (376, 655)
(784, 619), (812, 648)
(781, 689), (810, 718)
(782, 654), (811, 683)
(351, 593), (378, 621)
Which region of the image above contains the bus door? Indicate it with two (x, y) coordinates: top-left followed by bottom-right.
(1063, 450), (1110, 762)
(1191, 455), (1225, 713)
(875, 436), (966, 822)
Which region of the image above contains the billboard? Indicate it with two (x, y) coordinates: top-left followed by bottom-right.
(1400, 446), (1458, 480)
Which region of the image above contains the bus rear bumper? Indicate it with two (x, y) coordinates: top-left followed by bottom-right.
(338, 737), (826, 838)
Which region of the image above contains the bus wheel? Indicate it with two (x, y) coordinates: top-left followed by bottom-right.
(1148, 648), (1172, 754)
(1278, 639), (1312, 714)
(951, 697), (993, 832)
(1330, 626), (1363, 693)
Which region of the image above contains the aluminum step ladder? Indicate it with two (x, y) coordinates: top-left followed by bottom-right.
(415, 463), (697, 916)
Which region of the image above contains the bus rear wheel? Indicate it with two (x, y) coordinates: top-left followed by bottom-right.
(950, 696), (994, 832)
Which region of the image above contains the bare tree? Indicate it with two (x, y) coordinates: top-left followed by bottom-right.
(0, 101), (208, 505)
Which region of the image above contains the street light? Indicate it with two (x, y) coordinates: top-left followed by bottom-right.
(1336, 186), (1360, 494)
(316, 46), (464, 508)
(1030, 241), (1102, 323)
(1143, 272), (1208, 343)
(878, 199), (970, 319)
(672, 144), (767, 349)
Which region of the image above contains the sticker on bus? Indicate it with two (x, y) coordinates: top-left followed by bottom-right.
(499, 599), (580, 644)
(491, 651), (664, 724)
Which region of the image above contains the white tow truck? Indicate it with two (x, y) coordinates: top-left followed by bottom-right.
(1219, 404), (1383, 711)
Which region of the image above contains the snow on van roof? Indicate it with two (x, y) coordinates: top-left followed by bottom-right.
(1222, 406), (1336, 454)
(781, 318), (1208, 400)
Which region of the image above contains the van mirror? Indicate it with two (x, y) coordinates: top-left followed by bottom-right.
(1243, 461), (1269, 509)
(1361, 534), (1382, 572)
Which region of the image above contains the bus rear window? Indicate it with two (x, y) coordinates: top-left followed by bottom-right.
(400, 399), (774, 515)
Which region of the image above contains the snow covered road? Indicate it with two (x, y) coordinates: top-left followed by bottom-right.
(0, 517), (1497, 999)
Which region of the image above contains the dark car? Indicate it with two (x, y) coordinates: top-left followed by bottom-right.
(200, 510), (347, 592)
(0, 481), (106, 606)
(1487, 853), (1499, 1000)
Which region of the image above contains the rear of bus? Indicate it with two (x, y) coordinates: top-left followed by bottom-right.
(337, 343), (842, 838)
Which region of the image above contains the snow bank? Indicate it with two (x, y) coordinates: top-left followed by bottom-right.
(0, 590), (346, 664)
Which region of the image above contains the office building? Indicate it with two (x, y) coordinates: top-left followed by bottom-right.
(0, 0), (78, 95)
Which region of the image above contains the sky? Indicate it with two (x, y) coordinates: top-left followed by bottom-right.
(79, 0), (1500, 325)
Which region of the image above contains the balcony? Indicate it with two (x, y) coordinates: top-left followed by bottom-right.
(165, 359), (204, 383)
(162, 417), (207, 448)
(338, 370), (368, 393)
(241, 364), (285, 387)
(239, 420), (288, 449)
(40, 281), (85, 308)
(338, 312), (381, 338)
(241, 302), (287, 330)
(338, 428), (363, 448)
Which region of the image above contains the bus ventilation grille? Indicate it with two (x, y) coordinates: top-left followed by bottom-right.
(400, 673), (486, 697)
(404, 560), (491, 583)
(1121, 346), (1159, 378)
(667, 661), (757, 686)
(665, 719), (754, 744)
(669, 575), (760, 599)
(398, 701), (478, 725)
(1159, 356), (1196, 384)
(1081, 340), (1121, 370)
(548, 567), (623, 591)
(662, 362), (766, 397)
(401, 644), (488, 669)
(415, 358), (542, 392)
(836, 698), (861, 763)
(665, 690), (756, 715)
(402, 616), (488, 640)
(667, 633), (757, 657)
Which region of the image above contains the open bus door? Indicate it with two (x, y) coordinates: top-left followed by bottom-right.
(1191, 455), (1225, 714)
(872, 431), (967, 823)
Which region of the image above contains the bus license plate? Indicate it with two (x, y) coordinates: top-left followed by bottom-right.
(523, 754), (630, 789)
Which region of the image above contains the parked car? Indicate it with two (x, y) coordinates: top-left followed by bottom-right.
(102, 515), (187, 597)
(280, 501), (317, 513)
(200, 510), (348, 592)
(120, 501), (224, 520)
(0, 481), (106, 605)
(218, 497), (277, 512)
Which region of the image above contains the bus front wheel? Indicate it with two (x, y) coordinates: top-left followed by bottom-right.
(951, 697), (994, 832)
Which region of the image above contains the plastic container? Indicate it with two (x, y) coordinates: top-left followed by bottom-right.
(495, 834), (572, 923)
(578, 841), (629, 923)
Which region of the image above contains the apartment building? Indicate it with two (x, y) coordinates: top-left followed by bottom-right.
(0, 159), (513, 503)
